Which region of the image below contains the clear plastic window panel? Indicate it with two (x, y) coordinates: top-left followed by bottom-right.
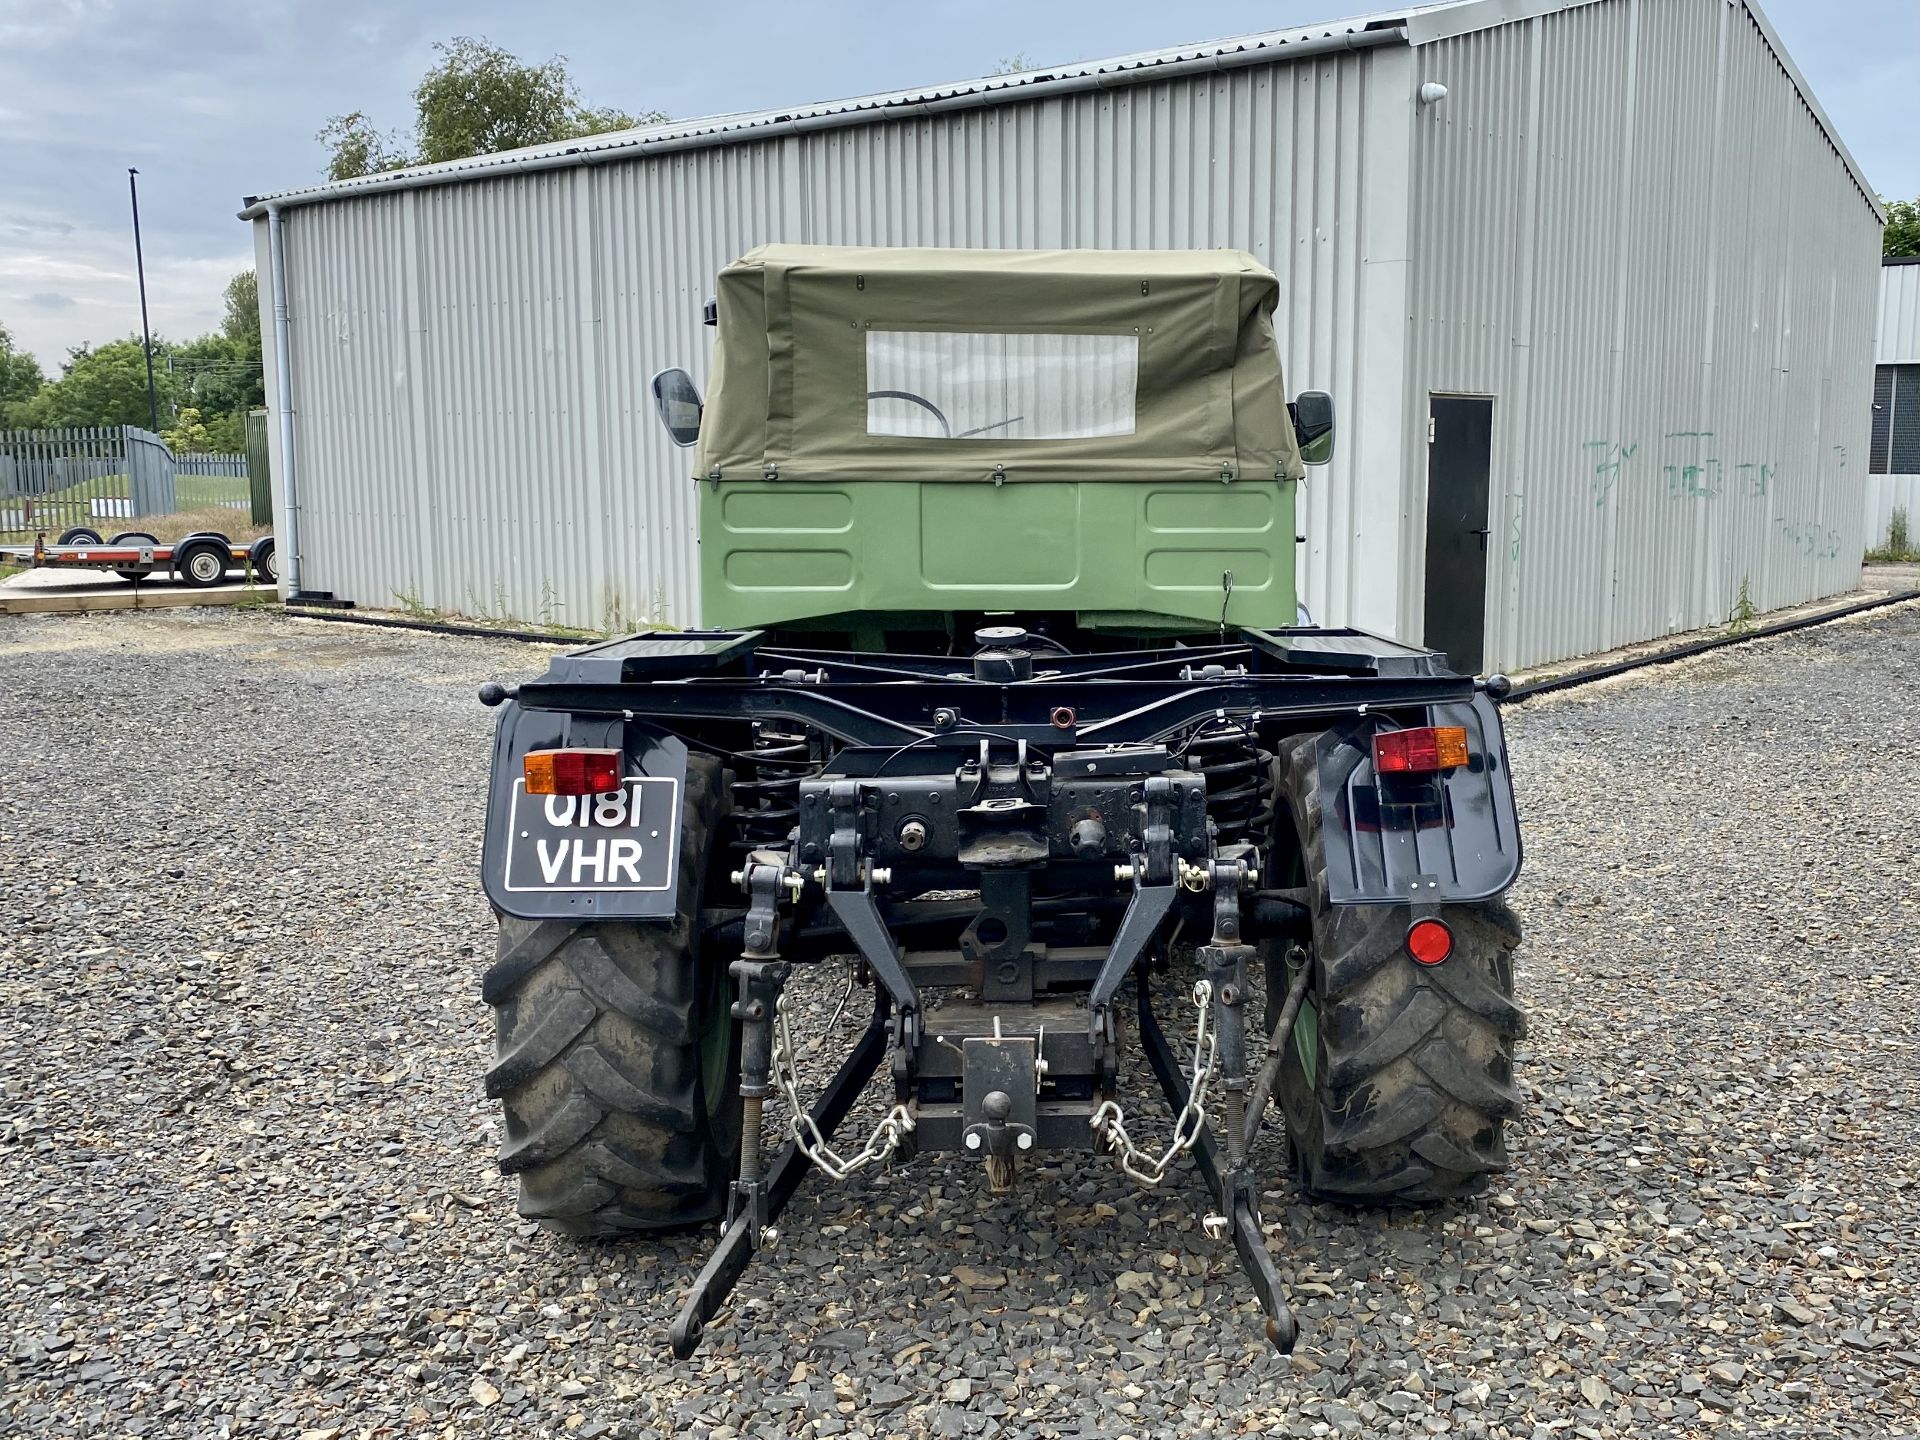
(865, 331), (1139, 441)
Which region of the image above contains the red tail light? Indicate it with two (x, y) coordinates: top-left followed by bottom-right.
(524, 748), (623, 795)
(1373, 725), (1470, 775)
(1406, 918), (1454, 965)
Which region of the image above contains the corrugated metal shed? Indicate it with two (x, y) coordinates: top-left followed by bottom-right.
(1880, 257), (1920, 365)
(1404, 0), (1880, 667)
(251, 22), (1414, 634)
(245, 0), (1883, 669)
(1869, 257), (1920, 551)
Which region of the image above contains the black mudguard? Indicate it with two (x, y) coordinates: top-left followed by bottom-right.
(480, 701), (691, 923)
(1316, 692), (1522, 905)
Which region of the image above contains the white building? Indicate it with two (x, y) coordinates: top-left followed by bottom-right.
(1869, 256), (1920, 552)
(244, 0), (1882, 672)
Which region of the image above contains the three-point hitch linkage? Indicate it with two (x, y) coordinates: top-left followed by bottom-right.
(668, 845), (1301, 1358)
(480, 624), (1525, 1360)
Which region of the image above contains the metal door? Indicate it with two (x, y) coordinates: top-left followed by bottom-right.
(1421, 396), (1494, 675)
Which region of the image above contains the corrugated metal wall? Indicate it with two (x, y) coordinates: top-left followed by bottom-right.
(1865, 476), (1919, 551)
(1873, 264), (1920, 549)
(1879, 262), (1920, 364)
(1406, 0), (1881, 670)
(270, 47), (1401, 632)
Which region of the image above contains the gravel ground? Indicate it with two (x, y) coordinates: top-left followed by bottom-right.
(1, 604), (1916, 1439)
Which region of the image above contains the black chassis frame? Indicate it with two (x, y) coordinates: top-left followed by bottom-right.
(479, 624), (1523, 1356)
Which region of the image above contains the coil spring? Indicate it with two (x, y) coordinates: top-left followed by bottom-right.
(731, 726), (812, 854)
(1184, 723), (1271, 847)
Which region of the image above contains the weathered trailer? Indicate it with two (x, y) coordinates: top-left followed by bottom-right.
(0, 527), (276, 587)
(475, 246), (1526, 1356)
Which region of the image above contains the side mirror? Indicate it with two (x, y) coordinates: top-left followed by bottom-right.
(651, 368), (703, 448)
(1291, 390), (1335, 467)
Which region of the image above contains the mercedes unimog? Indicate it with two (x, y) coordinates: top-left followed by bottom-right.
(476, 245), (1525, 1356)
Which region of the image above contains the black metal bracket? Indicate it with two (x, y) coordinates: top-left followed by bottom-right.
(1137, 973), (1297, 1353)
(669, 993), (891, 1359)
(726, 950), (790, 1240)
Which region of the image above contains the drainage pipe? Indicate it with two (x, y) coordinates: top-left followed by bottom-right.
(266, 203), (301, 597)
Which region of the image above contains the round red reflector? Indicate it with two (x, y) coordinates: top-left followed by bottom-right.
(1406, 918), (1454, 966)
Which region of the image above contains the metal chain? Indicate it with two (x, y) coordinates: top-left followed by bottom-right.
(771, 1001), (915, 1182)
(1091, 979), (1217, 1187)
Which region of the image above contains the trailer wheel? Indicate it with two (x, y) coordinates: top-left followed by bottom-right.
(247, 536), (277, 586)
(482, 755), (741, 1236)
(110, 532), (159, 583)
(1267, 736), (1526, 1205)
(174, 539), (230, 588)
(58, 526), (103, 545)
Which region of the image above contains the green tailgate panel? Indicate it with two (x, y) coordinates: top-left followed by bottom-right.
(701, 480), (1296, 631)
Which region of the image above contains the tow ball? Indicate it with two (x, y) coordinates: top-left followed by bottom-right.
(959, 1029), (1039, 1194)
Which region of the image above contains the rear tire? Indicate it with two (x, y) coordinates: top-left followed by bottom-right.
(112, 532), (159, 583)
(483, 756), (741, 1235)
(174, 539), (230, 588)
(57, 526), (103, 545)
(247, 536), (277, 586)
(1270, 735), (1525, 1204)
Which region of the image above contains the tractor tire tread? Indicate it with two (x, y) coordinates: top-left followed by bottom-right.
(481, 756), (738, 1237)
(1272, 734), (1525, 1207)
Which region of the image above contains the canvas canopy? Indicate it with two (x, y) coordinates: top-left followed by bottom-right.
(695, 244), (1302, 485)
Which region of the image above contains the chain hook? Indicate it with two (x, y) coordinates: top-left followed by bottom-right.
(1090, 980), (1217, 1187)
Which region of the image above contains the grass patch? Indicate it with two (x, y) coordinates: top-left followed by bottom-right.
(138, 505), (271, 544)
(175, 475), (250, 509)
(1, 502), (267, 547)
(1, 471), (262, 546)
(1726, 576), (1758, 635)
(1866, 506), (1919, 565)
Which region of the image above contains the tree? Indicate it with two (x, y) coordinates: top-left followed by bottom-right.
(27, 340), (179, 431)
(320, 37), (666, 180)
(170, 271), (266, 423)
(201, 409), (247, 453)
(318, 111), (412, 183)
(222, 270), (260, 350)
(10, 271), (262, 441)
(162, 406), (214, 454)
(0, 322), (45, 428)
(1887, 197), (1920, 259)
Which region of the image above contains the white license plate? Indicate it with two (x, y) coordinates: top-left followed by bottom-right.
(502, 776), (680, 894)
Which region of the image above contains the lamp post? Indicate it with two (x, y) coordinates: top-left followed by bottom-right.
(128, 166), (160, 434)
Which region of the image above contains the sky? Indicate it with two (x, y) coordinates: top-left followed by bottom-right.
(1, 0), (1915, 371)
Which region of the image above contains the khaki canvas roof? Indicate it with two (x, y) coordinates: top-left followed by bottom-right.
(694, 244), (1302, 485)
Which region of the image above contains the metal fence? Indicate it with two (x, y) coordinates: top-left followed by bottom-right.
(0, 426), (255, 539)
(175, 454), (249, 478)
(175, 450), (255, 518)
(244, 410), (272, 526)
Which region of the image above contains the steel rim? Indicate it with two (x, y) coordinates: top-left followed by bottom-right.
(189, 552), (222, 582)
(1292, 993), (1319, 1087)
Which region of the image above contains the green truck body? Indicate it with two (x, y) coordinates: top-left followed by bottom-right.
(687, 245), (1305, 633)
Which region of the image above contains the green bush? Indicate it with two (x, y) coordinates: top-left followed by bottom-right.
(1866, 505), (1918, 564)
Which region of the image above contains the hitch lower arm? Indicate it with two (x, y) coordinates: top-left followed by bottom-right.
(1137, 972), (1298, 1353)
(669, 991), (892, 1359)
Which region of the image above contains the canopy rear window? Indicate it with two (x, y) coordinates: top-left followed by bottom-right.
(864, 331), (1138, 441)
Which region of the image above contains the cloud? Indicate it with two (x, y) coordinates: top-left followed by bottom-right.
(0, 0), (1911, 380)
(0, 214), (250, 367)
(0, 0), (113, 50)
